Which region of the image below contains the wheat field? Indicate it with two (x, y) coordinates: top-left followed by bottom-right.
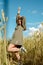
(0, 32), (43, 65)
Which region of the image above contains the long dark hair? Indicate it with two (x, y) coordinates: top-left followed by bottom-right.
(17, 18), (23, 26)
(16, 16), (26, 30)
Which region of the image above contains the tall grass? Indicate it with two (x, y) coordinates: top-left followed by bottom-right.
(0, 32), (43, 65)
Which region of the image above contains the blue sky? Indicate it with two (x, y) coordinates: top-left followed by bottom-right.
(0, 0), (43, 39)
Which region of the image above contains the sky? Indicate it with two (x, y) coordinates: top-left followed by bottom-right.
(0, 0), (43, 39)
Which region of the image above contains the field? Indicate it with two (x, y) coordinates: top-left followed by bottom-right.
(0, 31), (43, 65)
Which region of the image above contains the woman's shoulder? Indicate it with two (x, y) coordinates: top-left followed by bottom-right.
(15, 25), (23, 31)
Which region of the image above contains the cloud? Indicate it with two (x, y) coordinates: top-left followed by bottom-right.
(32, 10), (37, 14)
(38, 23), (43, 31)
(29, 27), (38, 31)
(28, 23), (43, 36)
(29, 27), (39, 36)
(38, 24), (42, 28)
(24, 22), (43, 37)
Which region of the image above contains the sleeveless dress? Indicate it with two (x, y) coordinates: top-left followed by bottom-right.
(11, 25), (23, 46)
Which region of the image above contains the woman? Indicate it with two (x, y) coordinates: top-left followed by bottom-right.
(8, 16), (26, 61)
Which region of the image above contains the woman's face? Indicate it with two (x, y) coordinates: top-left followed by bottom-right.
(18, 19), (21, 25)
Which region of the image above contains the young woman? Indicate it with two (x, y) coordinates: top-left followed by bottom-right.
(8, 16), (26, 61)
